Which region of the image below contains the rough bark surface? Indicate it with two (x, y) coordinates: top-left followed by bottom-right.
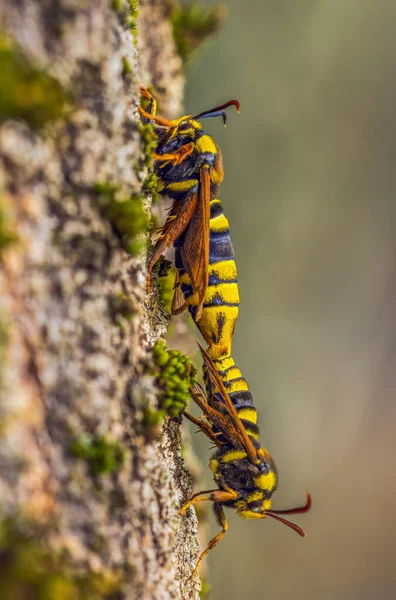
(0, 1), (199, 599)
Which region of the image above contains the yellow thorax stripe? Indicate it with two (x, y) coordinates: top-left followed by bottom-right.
(255, 471), (276, 491)
(221, 450), (247, 463)
(166, 179), (198, 192)
(196, 134), (217, 155)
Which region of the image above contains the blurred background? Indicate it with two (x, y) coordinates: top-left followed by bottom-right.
(180, 0), (396, 598)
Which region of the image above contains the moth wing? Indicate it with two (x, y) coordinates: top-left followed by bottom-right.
(189, 382), (246, 451)
(171, 269), (187, 316)
(180, 166), (211, 321)
(198, 343), (260, 464)
(147, 191), (198, 292)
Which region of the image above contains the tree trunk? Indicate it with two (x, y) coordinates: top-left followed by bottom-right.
(0, 1), (200, 598)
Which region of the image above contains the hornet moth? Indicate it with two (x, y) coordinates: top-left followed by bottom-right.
(182, 345), (311, 578)
(139, 86), (239, 320)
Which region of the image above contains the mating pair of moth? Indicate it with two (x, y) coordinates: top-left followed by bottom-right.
(139, 87), (310, 577)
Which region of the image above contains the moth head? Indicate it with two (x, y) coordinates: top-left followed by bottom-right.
(239, 485), (311, 537)
(165, 115), (202, 142)
(153, 99), (240, 141)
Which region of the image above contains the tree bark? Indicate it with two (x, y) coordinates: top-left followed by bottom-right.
(0, 1), (200, 598)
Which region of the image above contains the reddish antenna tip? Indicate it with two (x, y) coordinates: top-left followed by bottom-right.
(269, 492), (311, 516)
(192, 99), (240, 126)
(264, 491), (311, 537)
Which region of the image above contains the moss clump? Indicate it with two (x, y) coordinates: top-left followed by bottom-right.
(138, 122), (159, 199)
(121, 56), (132, 79)
(156, 258), (175, 314)
(143, 171), (158, 198)
(112, 0), (123, 12)
(71, 434), (125, 476)
(0, 520), (123, 599)
(0, 36), (67, 128)
(0, 200), (17, 257)
(149, 340), (197, 419)
(199, 577), (211, 599)
(128, 0), (140, 44)
(109, 292), (136, 326)
(142, 407), (165, 428)
(0, 312), (9, 400)
(94, 182), (149, 257)
(170, 2), (227, 65)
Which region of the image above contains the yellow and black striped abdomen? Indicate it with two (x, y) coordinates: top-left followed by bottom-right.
(174, 199), (260, 445)
(175, 199), (239, 360)
(212, 355), (261, 449)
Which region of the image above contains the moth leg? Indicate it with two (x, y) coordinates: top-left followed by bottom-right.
(191, 503), (229, 579)
(138, 105), (172, 127)
(139, 86), (157, 117)
(182, 410), (202, 428)
(180, 488), (236, 516)
(183, 411), (221, 446)
(138, 87), (171, 126)
(154, 142), (195, 168)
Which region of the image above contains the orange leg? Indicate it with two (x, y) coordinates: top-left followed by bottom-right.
(180, 489), (220, 516)
(138, 104), (172, 127)
(181, 488), (237, 514)
(139, 87), (156, 118)
(139, 86), (157, 116)
(191, 503), (229, 579)
(181, 489), (237, 578)
(153, 142), (195, 168)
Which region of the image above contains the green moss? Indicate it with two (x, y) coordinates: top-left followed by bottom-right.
(0, 36), (67, 128)
(138, 118), (157, 163)
(199, 577), (211, 599)
(0, 519), (123, 599)
(128, 0), (140, 45)
(0, 314), (8, 359)
(138, 121), (159, 199)
(150, 340), (197, 419)
(143, 172), (158, 199)
(156, 258), (175, 314)
(170, 2), (227, 65)
(94, 182), (149, 257)
(109, 292), (136, 326)
(71, 434), (125, 476)
(142, 407), (166, 428)
(122, 56), (132, 78)
(0, 200), (17, 257)
(112, 0), (123, 12)
(0, 312), (9, 400)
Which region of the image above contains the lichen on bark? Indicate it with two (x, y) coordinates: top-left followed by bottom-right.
(0, 1), (200, 598)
